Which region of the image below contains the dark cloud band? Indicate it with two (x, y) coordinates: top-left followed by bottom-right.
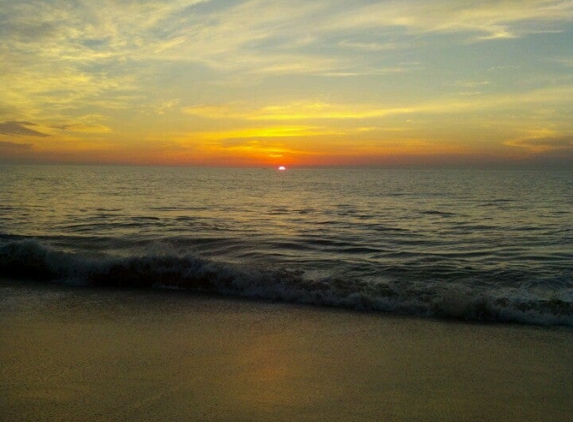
(0, 121), (49, 137)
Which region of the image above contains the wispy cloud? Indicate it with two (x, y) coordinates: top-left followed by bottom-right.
(553, 57), (573, 68)
(505, 133), (573, 153)
(202, 126), (333, 140)
(7, 0), (568, 77)
(338, 40), (403, 52)
(0, 121), (49, 137)
(322, 0), (573, 40)
(0, 140), (34, 151)
(52, 123), (111, 133)
(3, 1), (572, 103)
(183, 84), (573, 122)
(183, 101), (414, 120)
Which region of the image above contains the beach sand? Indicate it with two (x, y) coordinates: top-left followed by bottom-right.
(1, 280), (572, 422)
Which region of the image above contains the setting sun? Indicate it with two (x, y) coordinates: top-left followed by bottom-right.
(278, 166), (286, 171)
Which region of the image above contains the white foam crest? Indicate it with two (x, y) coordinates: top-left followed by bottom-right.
(1, 239), (571, 327)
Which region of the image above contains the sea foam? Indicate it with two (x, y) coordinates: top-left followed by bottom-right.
(1, 239), (572, 327)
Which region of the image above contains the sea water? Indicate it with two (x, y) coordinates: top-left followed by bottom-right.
(1, 165), (571, 325)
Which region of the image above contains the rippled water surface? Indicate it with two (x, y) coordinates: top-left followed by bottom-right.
(1, 165), (572, 325)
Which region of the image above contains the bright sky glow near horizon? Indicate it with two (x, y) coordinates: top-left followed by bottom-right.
(1, 0), (572, 168)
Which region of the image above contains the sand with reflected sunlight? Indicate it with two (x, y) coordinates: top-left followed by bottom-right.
(1, 281), (572, 422)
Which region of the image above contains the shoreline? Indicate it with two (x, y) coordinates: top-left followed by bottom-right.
(1, 280), (572, 421)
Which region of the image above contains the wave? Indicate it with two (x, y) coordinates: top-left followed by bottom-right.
(1, 239), (572, 327)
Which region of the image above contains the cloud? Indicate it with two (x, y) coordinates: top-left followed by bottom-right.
(0, 140), (34, 151)
(0, 121), (49, 137)
(4, 1), (572, 77)
(338, 40), (402, 51)
(142, 0), (573, 79)
(505, 134), (573, 152)
(323, 0), (573, 40)
(182, 103), (246, 119)
(188, 125), (338, 141)
(553, 57), (573, 68)
(183, 101), (415, 120)
(51, 123), (111, 133)
(183, 84), (573, 123)
(3, 1), (572, 104)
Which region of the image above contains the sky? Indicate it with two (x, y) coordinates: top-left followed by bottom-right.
(1, 0), (572, 168)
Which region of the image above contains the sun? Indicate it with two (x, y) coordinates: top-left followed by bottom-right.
(278, 165), (286, 171)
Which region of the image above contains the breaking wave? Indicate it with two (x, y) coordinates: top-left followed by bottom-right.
(1, 239), (572, 327)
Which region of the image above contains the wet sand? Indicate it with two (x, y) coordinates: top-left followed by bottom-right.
(1, 280), (572, 422)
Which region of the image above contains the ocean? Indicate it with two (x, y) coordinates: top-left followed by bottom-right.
(1, 165), (571, 326)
